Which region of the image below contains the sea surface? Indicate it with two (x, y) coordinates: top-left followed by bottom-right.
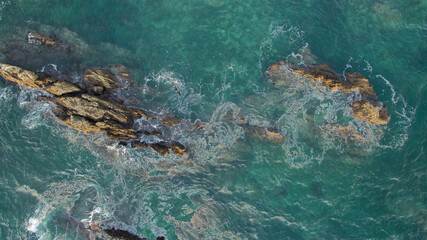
(0, 0), (426, 239)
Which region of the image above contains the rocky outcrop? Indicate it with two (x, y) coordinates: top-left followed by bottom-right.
(0, 63), (187, 157)
(83, 69), (119, 91)
(352, 100), (390, 125)
(266, 61), (390, 124)
(27, 32), (62, 47)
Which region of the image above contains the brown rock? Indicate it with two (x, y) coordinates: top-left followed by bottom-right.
(27, 32), (60, 47)
(95, 120), (138, 140)
(44, 80), (81, 96)
(56, 94), (133, 124)
(0, 63), (188, 157)
(63, 114), (102, 134)
(93, 85), (104, 95)
(352, 101), (390, 125)
(130, 108), (154, 119)
(0, 63), (48, 89)
(345, 72), (376, 98)
(161, 116), (180, 126)
(170, 141), (187, 157)
(83, 69), (118, 90)
(267, 61), (377, 99)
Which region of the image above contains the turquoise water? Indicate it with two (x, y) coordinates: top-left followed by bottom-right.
(0, 0), (426, 239)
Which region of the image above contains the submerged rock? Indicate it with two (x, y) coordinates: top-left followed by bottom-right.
(266, 61), (390, 124)
(27, 32), (61, 47)
(244, 125), (286, 143)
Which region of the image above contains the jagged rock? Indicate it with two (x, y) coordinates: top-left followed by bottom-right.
(267, 61), (377, 98)
(27, 32), (61, 47)
(56, 94), (133, 125)
(95, 120), (138, 140)
(104, 228), (146, 240)
(150, 142), (171, 156)
(170, 141), (187, 157)
(266, 61), (390, 125)
(161, 116), (181, 126)
(0, 63), (49, 89)
(0, 63), (188, 156)
(83, 69), (119, 90)
(44, 80), (82, 96)
(63, 114), (102, 134)
(352, 101), (390, 124)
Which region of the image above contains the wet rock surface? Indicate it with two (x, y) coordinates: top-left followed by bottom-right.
(266, 61), (390, 125)
(0, 63), (187, 157)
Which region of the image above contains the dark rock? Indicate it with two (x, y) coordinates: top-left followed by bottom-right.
(150, 142), (171, 156)
(170, 141), (187, 157)
(131, 141), (149, 149)
(104, 228), (147, 240)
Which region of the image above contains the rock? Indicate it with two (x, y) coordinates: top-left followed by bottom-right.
(352, 101), (390, 125)
(170, 141), (187, 157)
(95, 120), (138, 140)
(83, 69), (119, 90)
(266, 61), (390, 125)
(267, 61), (377, 99)
(27, 32), (61, 47)
(93, 85), (104, 95)
(150, 142), (171, 156)
(0, 63), (188, 156)
(161, 116), (181, 126)
(131, 141), (149, 149)
(44, 80), (82, 96)
(104, 228), (146, 240)
(245, 126), (285, 143)
(63, 114), (102, 134)
(0, 63), (48, 89)
(109, 63), (135, 84)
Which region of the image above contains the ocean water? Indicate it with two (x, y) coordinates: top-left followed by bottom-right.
(0, 0), (425, 239)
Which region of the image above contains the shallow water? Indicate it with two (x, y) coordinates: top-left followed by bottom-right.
(0, 0), (426, 239)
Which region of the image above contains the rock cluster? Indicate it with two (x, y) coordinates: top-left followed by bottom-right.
(267, 61), (390, 125)
(0, 63), (187, 157)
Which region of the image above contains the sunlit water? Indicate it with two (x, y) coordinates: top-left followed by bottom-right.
(0, 0), (425, 239)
